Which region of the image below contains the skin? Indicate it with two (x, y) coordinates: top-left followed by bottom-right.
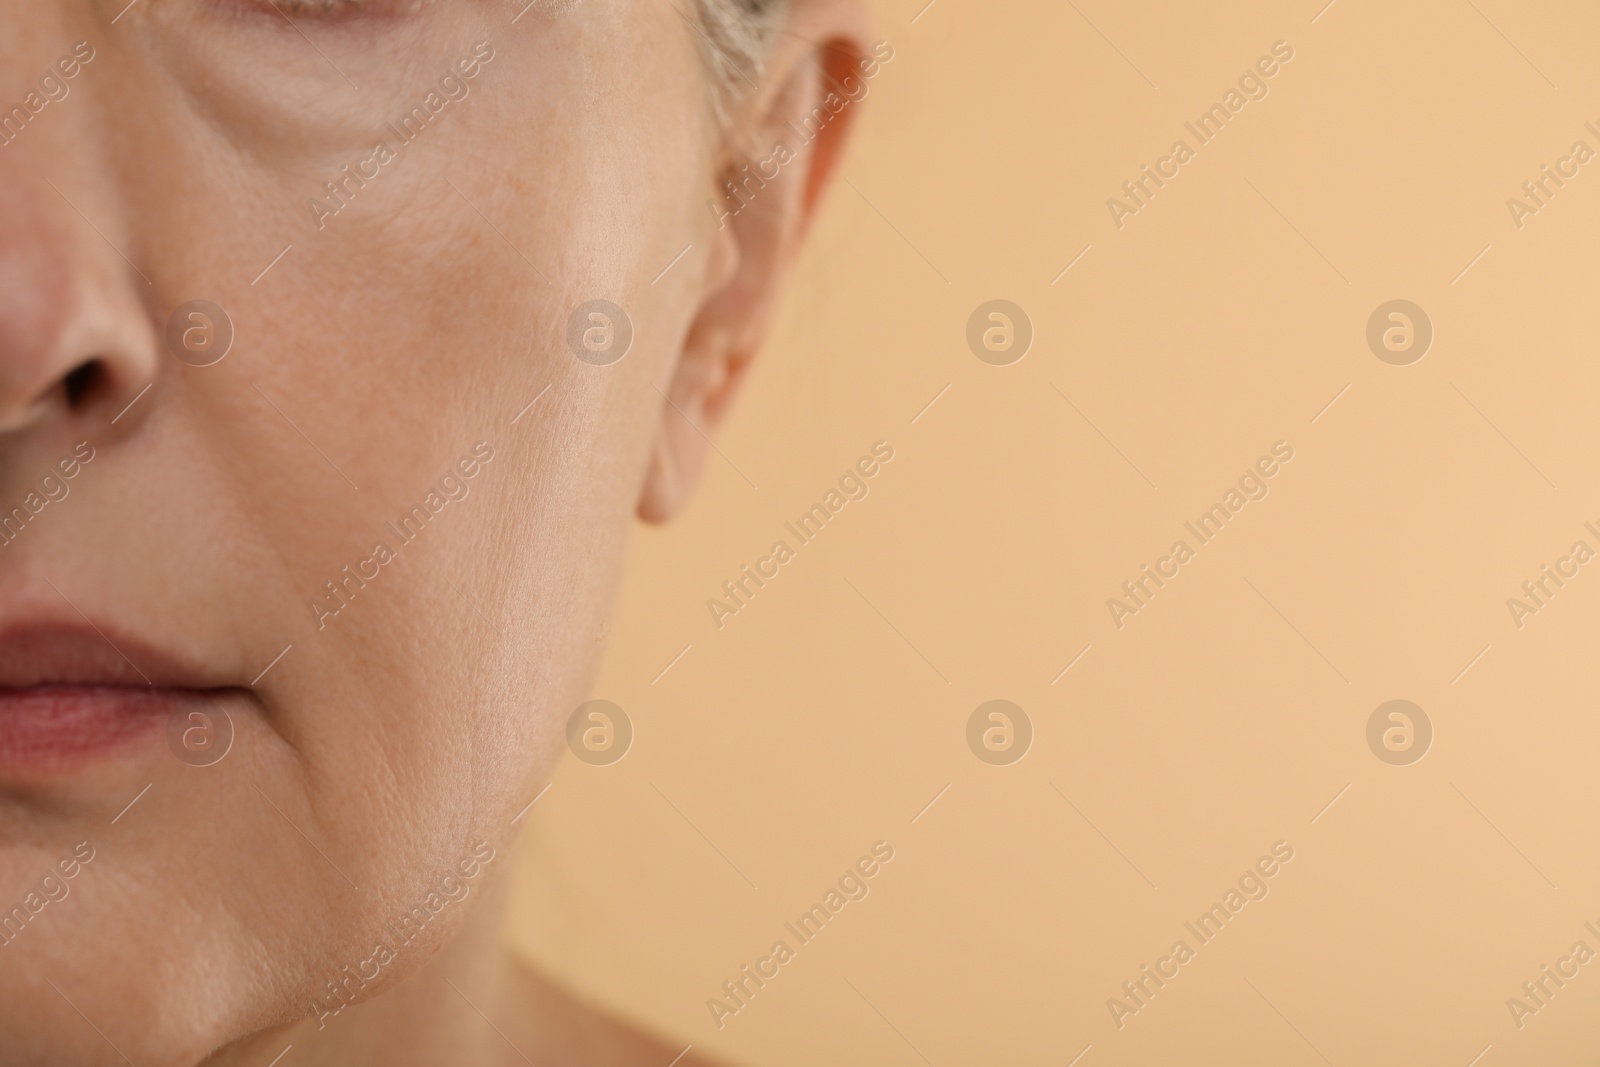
(0, 1), (867, 1063)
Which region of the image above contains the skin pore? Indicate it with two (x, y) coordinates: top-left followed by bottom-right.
(0, 1), (866, 1064)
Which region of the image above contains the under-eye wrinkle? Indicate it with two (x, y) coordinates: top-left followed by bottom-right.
(215, 0), (436, 20)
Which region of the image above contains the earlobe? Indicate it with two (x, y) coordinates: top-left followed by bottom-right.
(636, 435), (685, 525)
(635, 7), (872, 524)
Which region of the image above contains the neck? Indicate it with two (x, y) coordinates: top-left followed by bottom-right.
(204, 872), (516, 1067)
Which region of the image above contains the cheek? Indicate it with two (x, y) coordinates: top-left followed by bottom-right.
(55, 8), (712, 1050)
(189, 22), (706, 937)
(0, 8), (725, 1067)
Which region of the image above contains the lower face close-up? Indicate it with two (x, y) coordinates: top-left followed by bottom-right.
(4, 1), (1600, 1065)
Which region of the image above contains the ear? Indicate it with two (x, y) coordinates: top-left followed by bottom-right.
(636, 0), (875, 523)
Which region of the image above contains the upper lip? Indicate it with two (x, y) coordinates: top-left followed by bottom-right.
(0, 620), (223, 690)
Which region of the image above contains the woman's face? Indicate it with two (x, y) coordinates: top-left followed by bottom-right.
(0, 1), (744, 1060)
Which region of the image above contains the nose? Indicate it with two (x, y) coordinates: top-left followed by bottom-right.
(0, 163), (160, 437)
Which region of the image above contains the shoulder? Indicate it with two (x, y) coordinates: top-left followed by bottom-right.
(497, 951), (736, 1067)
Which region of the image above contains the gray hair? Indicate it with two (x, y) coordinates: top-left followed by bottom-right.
(694, 0), (787, 118)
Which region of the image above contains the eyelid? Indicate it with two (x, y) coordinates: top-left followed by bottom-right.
(264, 0), (372, 12)
(222, 0), (429, 19)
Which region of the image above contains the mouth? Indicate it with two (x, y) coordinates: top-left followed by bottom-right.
(0, 624), (245, 778)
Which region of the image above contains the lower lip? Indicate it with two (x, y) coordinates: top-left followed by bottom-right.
(0, 687), (206, 774)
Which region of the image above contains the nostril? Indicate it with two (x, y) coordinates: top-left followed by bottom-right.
(62, 360), (104, 408)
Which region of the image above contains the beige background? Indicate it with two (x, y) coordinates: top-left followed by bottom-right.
(509, 1), (1600, 1062)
